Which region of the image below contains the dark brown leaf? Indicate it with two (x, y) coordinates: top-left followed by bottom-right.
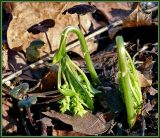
(5, 2), (97, 56)
(27, 19), (55, 34)
(123, 3), (152, 27)
(53, 129), (89, 136)
(42, 110), (111, 135)
(62, 4), (96, 15)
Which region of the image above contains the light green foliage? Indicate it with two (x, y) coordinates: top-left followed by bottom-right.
(116, 36), (143, 128)
(26, 39), (45, 62)
(53, 26), (101, 116)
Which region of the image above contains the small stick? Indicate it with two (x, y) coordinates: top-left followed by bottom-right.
(19, 108), (31, 135)
(78, 15), (87, 34)
(145, 6), (158, 13)
(2, 25), (112, 84)
(141, 113), (146, 136)
(41, 121), (47, 136)
(26, 107), (35, 126)
(2, 6), (157, 84)
(44, 32), (52, 52)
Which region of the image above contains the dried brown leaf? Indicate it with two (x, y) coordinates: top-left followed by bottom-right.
(4, 2), (97, 57)
(147, 87), (158, 96)
(2, 43), (9, 71)
(31, 68), (58, 92)
(8, 50), (27, 71)
(90, 2), (131, 22)
(42, 110), (111, 135)
(53, 129), (89, 136)
(123, 3), (152, 27)
(2, 98), (18, 134)
(137, 71), (152, 87)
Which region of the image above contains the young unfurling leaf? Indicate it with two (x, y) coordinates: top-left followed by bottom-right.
(52, 26), (101, 116)
(116, 36), (142, 128)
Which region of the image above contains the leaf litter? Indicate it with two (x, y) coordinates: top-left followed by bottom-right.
(2, 2), (158, 136)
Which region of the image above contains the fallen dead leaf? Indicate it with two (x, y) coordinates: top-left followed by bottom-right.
(123, 3), (152, 27)
(4, 2), (97, 57)
(108, 3), (153, 40)
(8, 50), (27, 71)
(90, 2), (131, 22)
(2, 43), (9, 71)
(97, 87), (124, 113)
(2, 97), (18, 134)
(42, 110), (111, 135)
(31, 66), (58, 92)
(141, 56), (153, 69)
(137, 71), (152, 87)
(147, 87), (158, 96)
(52, 129), (89, 136)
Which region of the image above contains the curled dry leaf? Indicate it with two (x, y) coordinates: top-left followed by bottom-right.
(4, 2), (97, 57)
(137, 71), (152, 87)
(123, 3), (152, 27)
(42, 110), (111, 135)
(108, 3), (153, 40)
(31, 67), (58, 92)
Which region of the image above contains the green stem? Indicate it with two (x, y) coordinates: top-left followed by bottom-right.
(116, 36), (137, 128)
(53, 26), (101, 86)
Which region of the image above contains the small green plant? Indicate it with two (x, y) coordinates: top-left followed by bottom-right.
(52, 26), (101, 116)
(116, 36), (143, 128)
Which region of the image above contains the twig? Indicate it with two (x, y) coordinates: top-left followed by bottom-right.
(141, 113), (146, 136)
(19, 108), (31, 135)
(41, 121), (47, 136)
(45, 32), (52, 52)
(145, 6), (158, 13)
(2, 6), (157, 84)
(2, 25), (115, 84)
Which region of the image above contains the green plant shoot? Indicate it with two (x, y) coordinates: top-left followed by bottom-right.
(52, 26), (101, 116)
(116, 36), (143, 128)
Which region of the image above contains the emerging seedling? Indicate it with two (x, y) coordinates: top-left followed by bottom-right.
(116, 36), (143, 128)
(53, 26), (101, 116)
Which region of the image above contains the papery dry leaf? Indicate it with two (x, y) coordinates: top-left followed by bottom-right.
(8, 50), (27, 71)
(2, 43), (9, 71)
(4, 2), (97, 57)
(123, 3), (152, 27)
(137, 71), (152, 87)
(90, 2), (131, 22)
(42, 110), (111, 135)
(108, 3), (153, 40)
(32, 67), (58, 92)
(7, 49), (33, 80)
(2, 97), (18, 134)
(53, 129), (89, 136)
(142, 56), (153, 69)
(147, 86), (158, 96)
